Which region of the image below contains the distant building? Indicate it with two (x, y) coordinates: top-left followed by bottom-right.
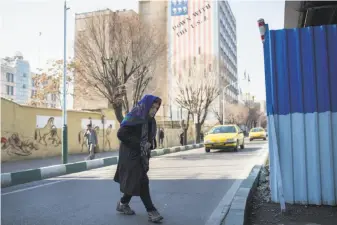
(1, 52), (31, 104)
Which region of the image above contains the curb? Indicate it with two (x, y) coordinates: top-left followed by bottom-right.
(1, 143), (204, 188)
(221, 153), (269, 225)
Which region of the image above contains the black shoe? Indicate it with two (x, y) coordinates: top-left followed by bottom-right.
(116, 201), (135, 215)
(148, 210), (163, 223)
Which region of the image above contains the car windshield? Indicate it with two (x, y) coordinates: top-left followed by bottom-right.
(209, 126), (236, 134)
(251, 128), (264, 132)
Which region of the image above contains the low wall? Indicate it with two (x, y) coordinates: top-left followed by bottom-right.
(1, 98), (196, 162)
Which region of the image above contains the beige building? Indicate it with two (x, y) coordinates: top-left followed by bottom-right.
(139, 1), (170, 118)
(73, 9), (138, 110)
(73, 6), (170, 118)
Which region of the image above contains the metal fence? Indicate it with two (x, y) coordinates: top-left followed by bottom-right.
(264, 24), (337, 205)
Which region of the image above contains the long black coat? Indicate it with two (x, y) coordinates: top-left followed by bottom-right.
(114, 121), (155, 196)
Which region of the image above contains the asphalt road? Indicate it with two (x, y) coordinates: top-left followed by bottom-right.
(1, 140), (267, 225)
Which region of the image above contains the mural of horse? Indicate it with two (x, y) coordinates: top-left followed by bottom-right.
(78, 126), (100, 152)
(34, 117), (61, 146)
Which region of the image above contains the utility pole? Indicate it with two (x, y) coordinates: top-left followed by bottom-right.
(62, 1), (70, 164)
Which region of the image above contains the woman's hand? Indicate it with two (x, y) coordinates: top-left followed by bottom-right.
(144, 142), (152, 150)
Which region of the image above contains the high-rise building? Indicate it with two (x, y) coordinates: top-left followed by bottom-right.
(139, 0), (238, 120)
(169, 0), (238, 117)
(217, 1), (238, 103)
(1, 52), (31, 104)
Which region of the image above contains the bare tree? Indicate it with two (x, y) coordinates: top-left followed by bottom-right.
(211, 106), (223, 125)
(175, 56), (219, 143)
(212, 102), (249, 126)
(260, 114), (267, 128)
(245, 107), (261, 130)
(28, 59), (75, 108)
(75, 10), (167, 123)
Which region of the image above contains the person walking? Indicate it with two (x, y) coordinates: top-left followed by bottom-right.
(179, 131), (184, 146)
(114, 94), (164, 223)
(84, 124), (97, 160)
(158, 128), (164, 148)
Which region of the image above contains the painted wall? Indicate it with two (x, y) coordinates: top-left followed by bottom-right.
(1, 98), (196, 162)
(168, 0), (215, 117)
(264, 24), (337, 205)
(1, 98), (119, 162)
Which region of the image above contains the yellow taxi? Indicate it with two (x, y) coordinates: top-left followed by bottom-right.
(249, 127), (267, 141)
(204, 124), (245, 153)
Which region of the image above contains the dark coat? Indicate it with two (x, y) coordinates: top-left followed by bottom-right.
(114, 121), (156, 196)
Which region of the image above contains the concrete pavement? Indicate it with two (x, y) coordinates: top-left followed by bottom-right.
(1, 140), (267, 225)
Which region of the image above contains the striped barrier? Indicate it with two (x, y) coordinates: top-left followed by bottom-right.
(1, 143), (204, 188)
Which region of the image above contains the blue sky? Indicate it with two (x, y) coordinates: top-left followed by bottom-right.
(0, 0), (285, 101)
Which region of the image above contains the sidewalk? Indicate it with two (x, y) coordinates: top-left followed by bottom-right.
(246, 163), (337, 225)
(1, 151), (119, 173)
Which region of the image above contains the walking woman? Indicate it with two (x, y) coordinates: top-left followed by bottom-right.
(114, 95), (163, 223)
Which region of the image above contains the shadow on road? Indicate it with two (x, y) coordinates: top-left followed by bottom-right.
(2, 177), (239, 225)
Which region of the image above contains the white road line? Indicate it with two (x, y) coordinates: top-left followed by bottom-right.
(1, 180), (69, 196)
(204, 146), (268, 225)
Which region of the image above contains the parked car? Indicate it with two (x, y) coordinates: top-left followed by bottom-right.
(249, 127), (267, 141)
(204, 124), (245, 153)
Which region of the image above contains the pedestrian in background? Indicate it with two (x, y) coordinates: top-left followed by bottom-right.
(179, 132), (184, 146)
(158, 128), (164, 148)
(114, 94), (164, 223)
(84, 124), (97, 160)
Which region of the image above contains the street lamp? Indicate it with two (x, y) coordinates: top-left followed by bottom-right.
(62, 1), (70, 164)
(222, 74), (249, 125)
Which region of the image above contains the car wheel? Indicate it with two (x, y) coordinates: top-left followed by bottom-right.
(263, 138), (267, 141)
(249, 138), (253, 142)
(240, 141), (245, 149)
(205, 148), (210, 153)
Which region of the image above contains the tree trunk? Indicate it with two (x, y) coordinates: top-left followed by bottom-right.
(113, 103), (124, 124)
(195, 123), (202, 143)
(183, 112), (191, 145)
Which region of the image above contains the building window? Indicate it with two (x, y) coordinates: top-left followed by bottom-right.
(209, 64), (212, 72)
(23, 73), (27, 77)
(6, 73), (14, 83)
(23, 84), (26, 88)
(198, 47), (201, 55)
(193, 57), (196, 65)
(6, 85), (14, 95)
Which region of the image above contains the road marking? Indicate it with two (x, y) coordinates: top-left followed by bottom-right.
(205, 146), (268, 225)
(1, 180), (69, 196)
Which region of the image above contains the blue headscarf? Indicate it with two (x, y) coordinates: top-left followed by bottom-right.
(121, 94), (161, 127)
